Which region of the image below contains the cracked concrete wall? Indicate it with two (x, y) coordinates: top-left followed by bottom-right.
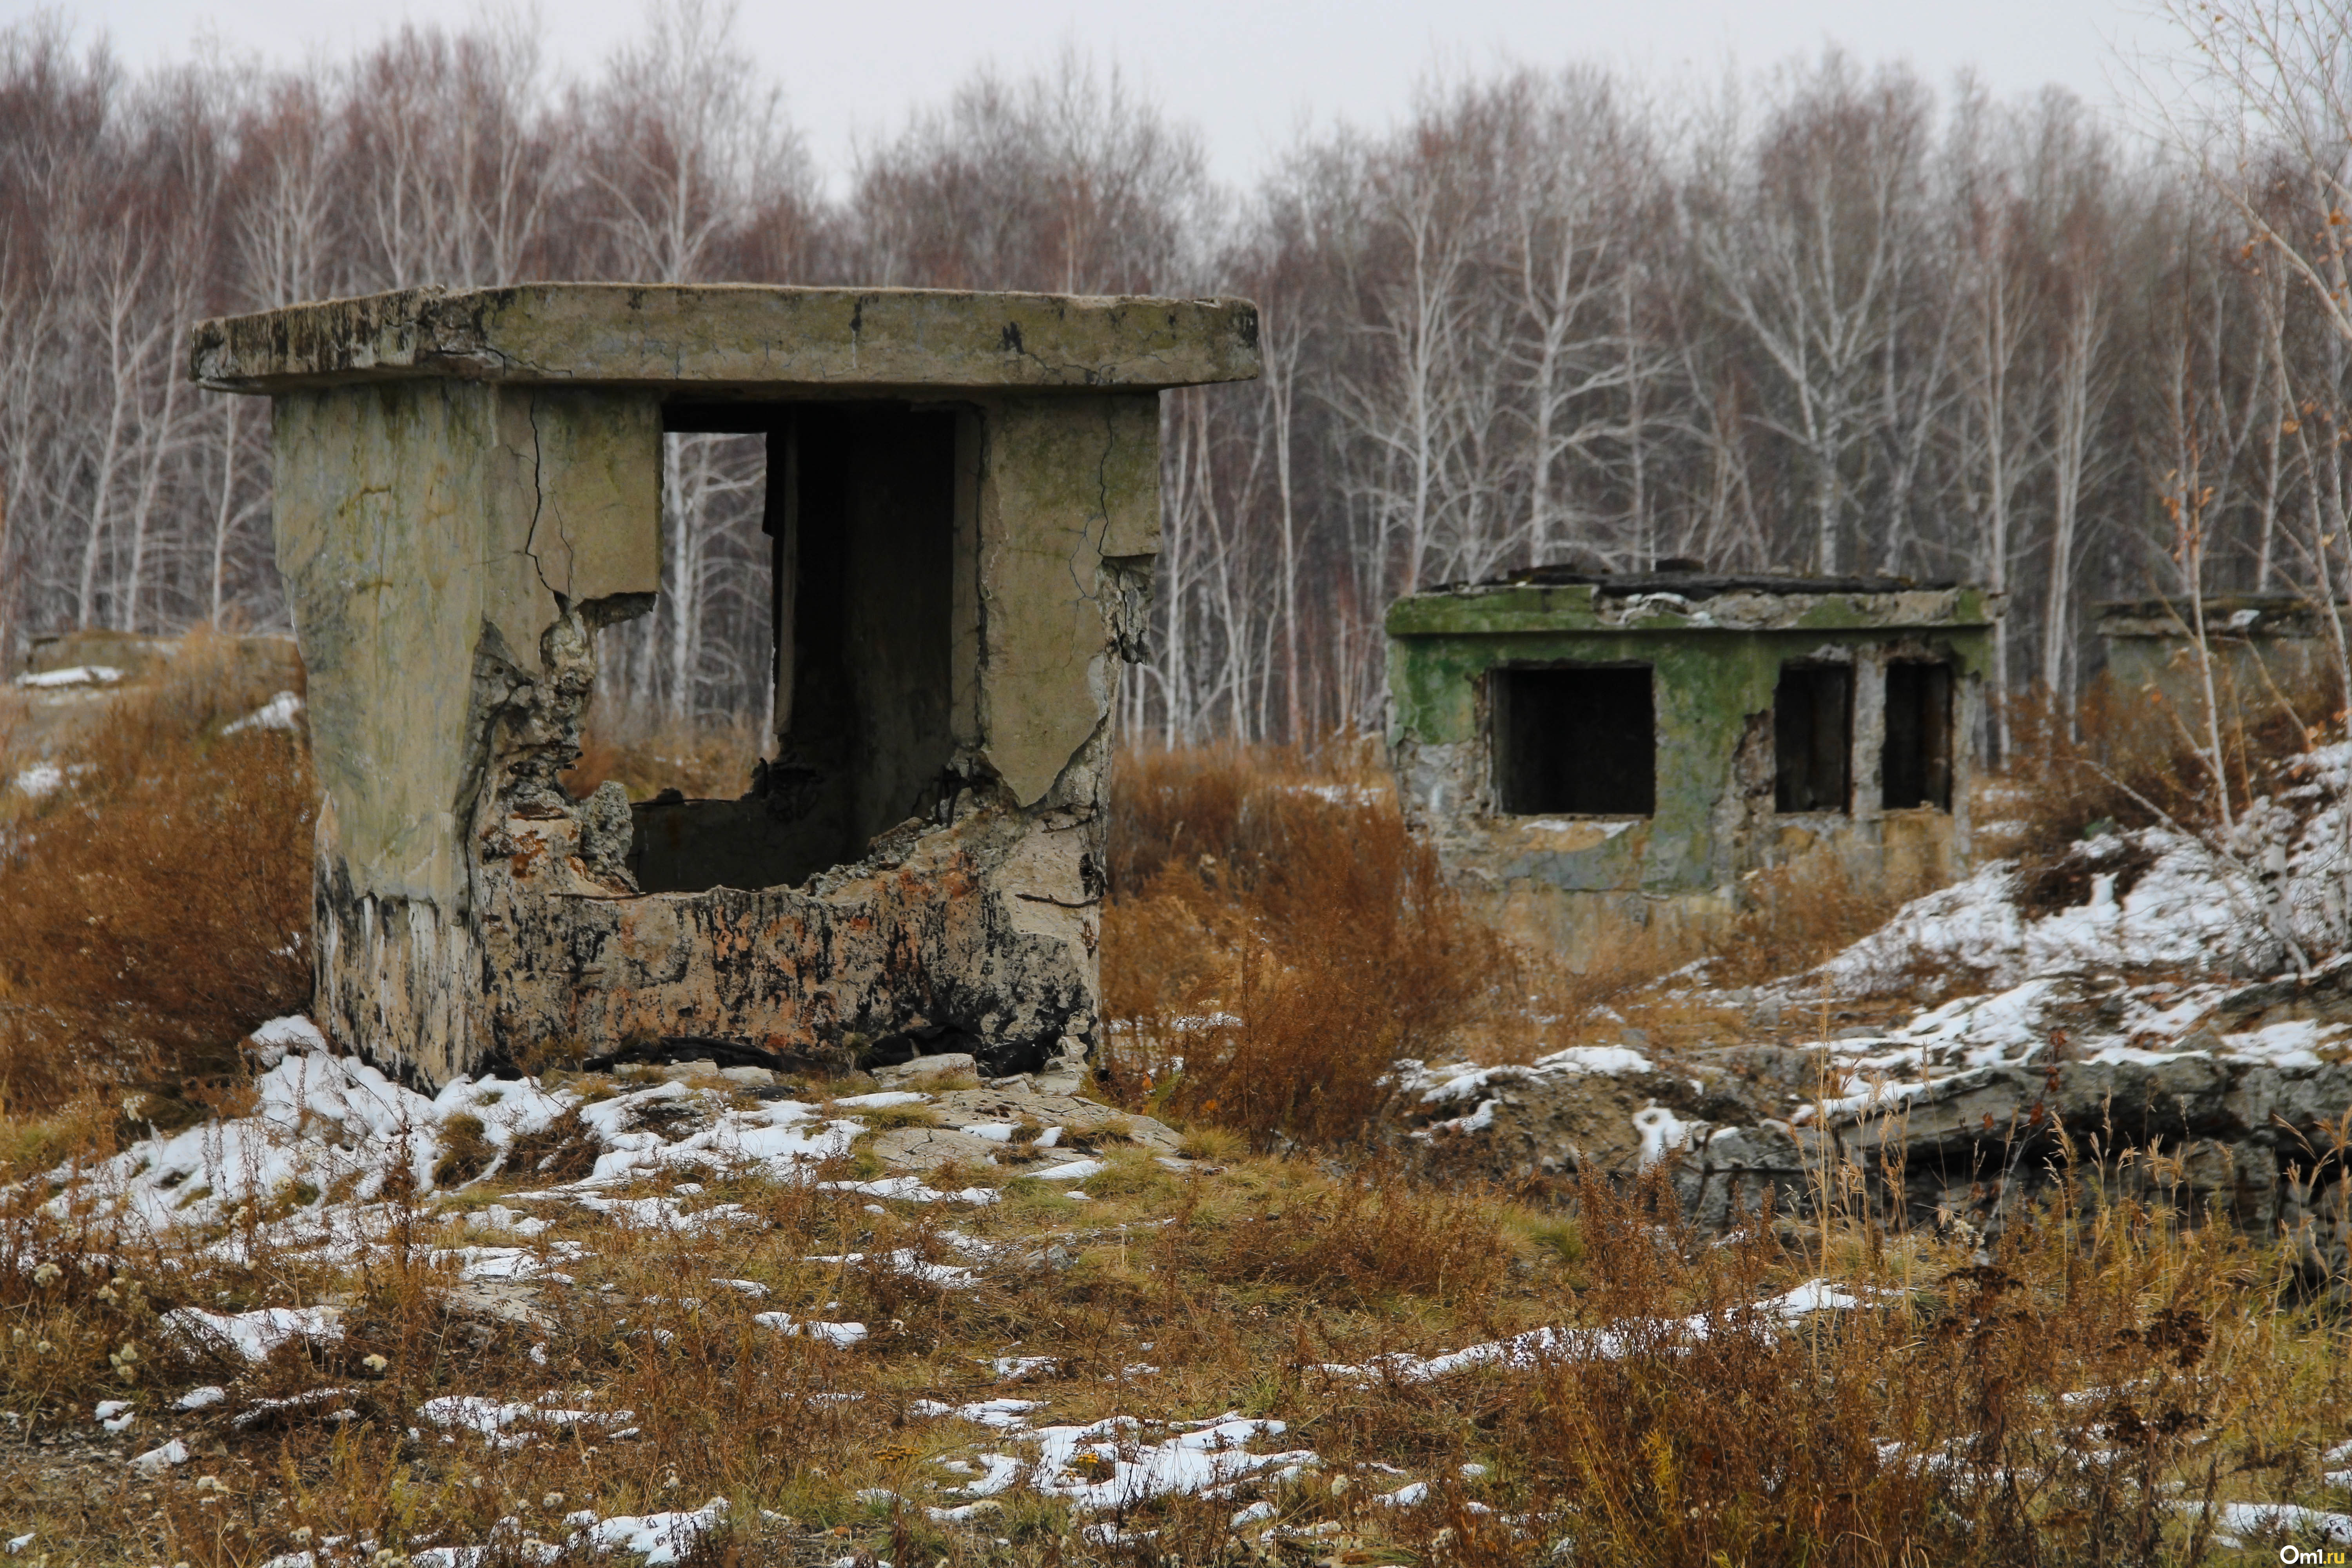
(268, 376), (1162, 1085)
(275, 380), (662, 1082)
(1385, 581), (1998, 961)
(451, 392), (1142, 1080)
(208, 283), (1250, 1087)
(973, 394), (1159, 807)
(276, 381), (659, 908)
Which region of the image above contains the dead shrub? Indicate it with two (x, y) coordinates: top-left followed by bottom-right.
(1108, 738), (1262, 897)
(432, 1113), (496, 1187)
(0, 1099), (116, 1182)
(560, 694), (767, 801)
(1992, 671), (2331, 880)
(503, 1104), (603, 1181)
(2012, 830), (2163, 917)
(0, 630), (315, 1112)
(1715, 848), (1926, 989)
(1209, 1163), (1514, 1306)
(1521, 921), (1739, 1052)
(1102, 743), (1515, 1148)
(1472, 1169), (2261, 1568)
(1519, 1299), (1943, 1565)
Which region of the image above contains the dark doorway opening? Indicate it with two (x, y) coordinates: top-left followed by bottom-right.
(628, 401), (963, 893)
(1882, 661), (1954, 810)
(1774, 662), (1852, 812)
(1492, 665), (1655, 815)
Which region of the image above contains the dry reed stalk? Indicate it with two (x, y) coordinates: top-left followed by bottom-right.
(1101, 742), (1516, 1149)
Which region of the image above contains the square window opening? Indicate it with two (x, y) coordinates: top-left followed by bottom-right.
(1774, 662), (1852, 813)
(1882, 661), (1955, 811)
(1492, 665), (1655, 816)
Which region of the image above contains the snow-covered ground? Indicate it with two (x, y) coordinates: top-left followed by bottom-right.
(1393, 783), (2352, 1168)
(20, 1020), (1376, 1561)
(50, 1017), (1112, 1260)
(1767, 793), (2352, 1118)
(1832, 747), (2352, 994)
(12, 1013), (1940, 1564)
(15, 750), (2352, 1563)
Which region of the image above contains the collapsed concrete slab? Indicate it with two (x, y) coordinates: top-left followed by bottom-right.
(1384, 566), (2002, 956)
(189, 283), (1260, 1087)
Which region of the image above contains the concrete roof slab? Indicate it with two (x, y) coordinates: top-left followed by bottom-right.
(189, 283), (1261, 395)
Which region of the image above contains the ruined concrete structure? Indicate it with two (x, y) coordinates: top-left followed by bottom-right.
(2097, 594), (2348, 721)
(1385, 567), (2001, 955)
(190, 283), (1259, 1087)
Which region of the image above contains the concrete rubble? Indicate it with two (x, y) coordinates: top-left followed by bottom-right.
(1395, 967), (2352, 1282)
(629, 1053), (1183, 1178)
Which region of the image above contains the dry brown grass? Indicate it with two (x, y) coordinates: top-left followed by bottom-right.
(1718, 848), (1934, 987)
(1510, 848), (1924, 1053)
(1989, 672), (2335, 881)
(1101, 742), (1519, 1148)
(9, 682), (2350, 1564)
(560, 696), (767, 802)
(7, 1109), (2344, 1568)
(14, 1133), (2333, 1561)
(1457, 1167), (2321, 1568)
(1201, 1160), (1518, 1307)
(0, 629), (314, 1114)
(1098, 743), (1945, 1097)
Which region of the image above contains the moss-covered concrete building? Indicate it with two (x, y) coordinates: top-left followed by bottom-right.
(190, 283), (1259, 1087)
(1385, 567), (2001, 956)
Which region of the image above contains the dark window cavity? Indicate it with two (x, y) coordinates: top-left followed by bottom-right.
(1492, 665), (1655, 816)
(628, 402), (963, 893)
(1773, 662), (1852, 813)
(1882, 661), (1955, 810)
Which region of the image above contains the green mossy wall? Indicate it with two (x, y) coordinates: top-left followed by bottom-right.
(1384, 583), (1998, 957)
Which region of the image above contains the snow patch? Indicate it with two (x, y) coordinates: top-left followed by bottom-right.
(129, 1437), (188, 1475)
(16, 664), (122, 688)
(10, 763), (63, 799)
(225, 690), (304, 733)
(163, 1306), (344, 1363)
(1314, 1279), (1868, 1384)
(751, 1312), (867, 1346)
(575, 1497), (728, 1563)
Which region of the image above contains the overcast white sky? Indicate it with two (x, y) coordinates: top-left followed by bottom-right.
(24, 0), (2165, 190)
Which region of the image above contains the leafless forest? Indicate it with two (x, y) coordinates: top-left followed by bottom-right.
(4, 1), (2350, 745)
